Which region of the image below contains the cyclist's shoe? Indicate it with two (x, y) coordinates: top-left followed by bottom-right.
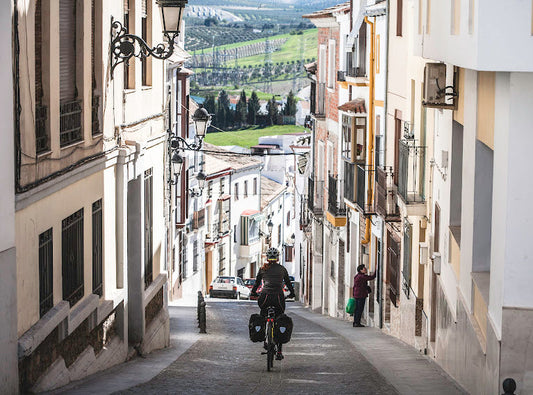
(275, 351), (284, 360)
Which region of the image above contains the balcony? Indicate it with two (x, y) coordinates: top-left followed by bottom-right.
(375, 167), (401, 222)
(307, 177), (324, 216)
(35, 104), (49, 154)
(60, 99), (83, 147)
(355, 164), (375, 215)
(327, 174), (347, 227)
(398, 140), (426, 204)
(92, 95), (100, 136)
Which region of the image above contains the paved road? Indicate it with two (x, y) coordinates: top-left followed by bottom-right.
(118, 300), (398, 394)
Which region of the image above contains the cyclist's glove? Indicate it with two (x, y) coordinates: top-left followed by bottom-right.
(250, 291), (258, 297)
(288, 293), (296, 299)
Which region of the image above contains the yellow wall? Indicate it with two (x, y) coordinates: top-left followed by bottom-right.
(16, 170), (105, 337)
(477, 72), (495, 149)
(473, 282), (488, 341)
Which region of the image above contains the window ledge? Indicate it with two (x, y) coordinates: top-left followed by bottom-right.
(141, 86), (153, 91)
(37, 149), (53, 159)
(60, 139), (85, 151)
(18, 301), (70, 358)
(143, 273), (167, 309)
(68, 293), (99, 335)
(450, 225), (461, 247)
(472, 272), (490, 305)
(124, 88), (136, 94)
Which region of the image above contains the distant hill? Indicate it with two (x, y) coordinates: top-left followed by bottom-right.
(186, 0), (343, 13)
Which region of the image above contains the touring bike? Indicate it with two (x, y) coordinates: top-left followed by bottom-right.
(262, 305), (279, 371)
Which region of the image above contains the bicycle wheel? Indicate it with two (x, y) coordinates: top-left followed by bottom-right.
(266, 321), (274, 371)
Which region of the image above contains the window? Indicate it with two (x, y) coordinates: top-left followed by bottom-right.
(342, 115), (352, 160)
(357, 23), (367, 77)
(234, 225), (237, 243)
(342, 116), (366, 162)
(220, 177), (226, 194)
(451, 0), (460, 35)
(59, 0), (82, 147)
(403, 220), (412, 289)
(193, 240), (198, 273)
(287, 212), (291, 226)
(62, 208), (84, 307)
(330, 260), (335, 278)
(124, 0), (133, 89)
(207, 180), (213, 198)
(394, 110), (402, 185)
(182, 235), (188, 279)
(141, 0), (152, 86)
(218, 244), (225, 274)
(285, 246), (294, 262)
(39, 228), (53, 317)
(35, 0), (48, 153)
(91, 0), (100, 136)
(144, 168), (153, 289)
(253, 178), (258, 195)
(397, 0), (403, 36)
(234, 183), (239, 200)
(328, 39), (336, 89)
(387, 231), (400, 307)
(240, 216), (259, 245)
(92, 199), (103, 297)
(278, 224), (281, 245)
(244, 180), (248, 198)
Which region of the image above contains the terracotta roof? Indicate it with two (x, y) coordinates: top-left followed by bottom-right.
(302, 2), (350, 19)
(204, 143), (261, 175)
(304, 61), (317, 74)
(338, 99), (366, 114)
(261, 177), (286, 210)
(251, 144), (279, 150)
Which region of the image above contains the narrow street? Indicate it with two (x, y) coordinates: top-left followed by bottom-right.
(56, 300), (465, 395)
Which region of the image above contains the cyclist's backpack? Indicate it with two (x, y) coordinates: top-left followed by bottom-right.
(248, 314), (266, 342)
(274, 314), (293, 344)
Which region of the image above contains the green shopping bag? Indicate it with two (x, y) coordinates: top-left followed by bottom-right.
(345, 297), (355, 315)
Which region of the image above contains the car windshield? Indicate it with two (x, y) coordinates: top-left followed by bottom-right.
(244, 279), (255, 286)
(215, 277), (235, 284)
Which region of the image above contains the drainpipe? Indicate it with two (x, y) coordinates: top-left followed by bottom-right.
(362, 16), (376, 249)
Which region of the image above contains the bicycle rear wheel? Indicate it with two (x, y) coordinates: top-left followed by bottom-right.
(266, 321), (274, 371)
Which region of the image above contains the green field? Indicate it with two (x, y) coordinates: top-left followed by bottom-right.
(205, 125), (306, 148)
(192, 29), (317, 67)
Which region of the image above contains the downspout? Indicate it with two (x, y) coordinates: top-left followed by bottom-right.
(362, 16), (375, 247)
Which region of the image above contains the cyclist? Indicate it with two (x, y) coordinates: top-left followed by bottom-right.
(250, 247), (295, 360)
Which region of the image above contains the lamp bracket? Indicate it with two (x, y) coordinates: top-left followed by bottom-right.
(110, 19), (177, 78)
(171, 135), (203, 151)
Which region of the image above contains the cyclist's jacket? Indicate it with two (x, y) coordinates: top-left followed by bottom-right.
(251, 263), (295, 295)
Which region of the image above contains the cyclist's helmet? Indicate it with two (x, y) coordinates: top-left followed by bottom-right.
(266, 247), (280, 261)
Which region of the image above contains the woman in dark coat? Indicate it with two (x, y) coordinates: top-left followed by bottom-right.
(353, 264), (376, 327)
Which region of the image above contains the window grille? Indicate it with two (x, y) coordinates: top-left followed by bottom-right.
(144, 169), (153, 289)
(39, 228), (53, 317)
(92, 199), (103, 296)
(62, 208), (84, 307)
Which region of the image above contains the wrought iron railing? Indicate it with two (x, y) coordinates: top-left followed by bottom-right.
(308, 177), (324, 215)
(355, 165), (375, 214)
(35, 104), (49, 154)
(343, 161), (356, 203)
(328, 174), (346, 216)
(398, 139), (426, 203)
(60, 99), (83, 147)
(376, 166), (400, 221)
(92, 95), (100, 136)
(62, 208), (85, 307)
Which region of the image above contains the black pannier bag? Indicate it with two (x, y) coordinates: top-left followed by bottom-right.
(249, 313), (266, 342)
(274, 314), (293, 344)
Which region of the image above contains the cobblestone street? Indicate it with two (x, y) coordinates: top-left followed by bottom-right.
(119, 300), (397, 395)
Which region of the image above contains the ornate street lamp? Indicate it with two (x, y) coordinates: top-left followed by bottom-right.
(170, 105), (211, 151)
(189, 171), (207, 197)
(267, 219), (274, 236)
(110, 0), (188, 77)
(169, 151), (184, 185)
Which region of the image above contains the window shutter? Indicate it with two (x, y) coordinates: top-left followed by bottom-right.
(59, 0), (77, 101)
(35, 0), (43, 104)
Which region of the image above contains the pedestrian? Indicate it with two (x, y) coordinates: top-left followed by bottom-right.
(353, 264), (376, 327)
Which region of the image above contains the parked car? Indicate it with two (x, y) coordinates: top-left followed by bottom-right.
(244, 278), (262, 300)
(209, 276), (250, 300)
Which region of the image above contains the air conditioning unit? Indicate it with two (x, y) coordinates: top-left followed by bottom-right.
(423, 63), (450, 108)
(419, 242), (428, 265)
(432, 252), (441, 274)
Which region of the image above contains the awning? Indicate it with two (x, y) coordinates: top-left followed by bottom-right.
(241, 209), (260, 216)
(365, 2), (387, 17)
(338, 99), (366, 114)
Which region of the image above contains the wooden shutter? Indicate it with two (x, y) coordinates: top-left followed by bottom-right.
(396, 0), (403, 36)
(59, 0), (77, 101)
(35, 0), (43, 104)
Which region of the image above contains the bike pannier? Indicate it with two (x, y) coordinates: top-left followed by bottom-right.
(274, 314), (293, 344)
(249, 313), (265, 342)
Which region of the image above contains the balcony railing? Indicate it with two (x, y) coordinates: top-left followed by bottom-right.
(308, 177), (324, 215)
(398, 140), (426, 203)
(92, 95), (100, 136)
(328, 174), (346, 217)
(60, 99), (83, 147)
(376, 166), (401, 221)
(346, 66), (366, 78)
(337, 70), (346, 82)
(35, 104), (49, 154)
(355, 164), (375, 214)
(218, 216), (230, 236)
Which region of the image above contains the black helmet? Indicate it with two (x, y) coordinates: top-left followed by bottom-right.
(266, 247), (279, 261)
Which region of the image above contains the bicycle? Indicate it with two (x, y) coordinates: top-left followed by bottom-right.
(262, 306), (278, 371)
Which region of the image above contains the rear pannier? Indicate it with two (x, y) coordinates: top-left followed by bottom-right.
(248, 313), (266, 342)
(273, 314), (293, 344)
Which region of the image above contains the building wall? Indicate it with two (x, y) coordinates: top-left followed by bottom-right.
(1, 0), (18, 392)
